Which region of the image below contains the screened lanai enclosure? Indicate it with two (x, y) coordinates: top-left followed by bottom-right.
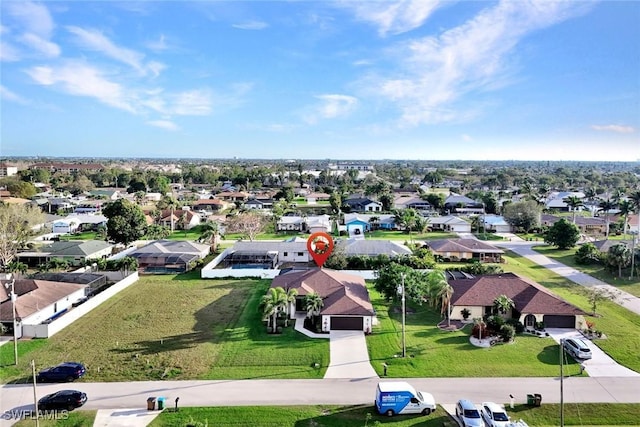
(218, 251), (278, 269)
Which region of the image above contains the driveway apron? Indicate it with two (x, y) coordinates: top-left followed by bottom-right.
(323, 331), (378, 379)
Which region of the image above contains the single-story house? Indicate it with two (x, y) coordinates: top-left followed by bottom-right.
(158, 209), (201, 230)
(129, 240), (211, 273)
(444, 194), (484, 214)
(0, 278), (87, 338)
(449, 272), (587, 329)
(305, 192), (331, 204)
(245, 198), (275, 210)
(481, 215), (513, 233)
(221, 240), (311, 267)
(277, 216), (307, 232)
(192, 198), (232, 212)
(394, 195), (433, 212)
(343, 213), (397, 231)
(336, 239), (412, 257)
(216, 191), (250, 202)
(343, 197), (382, 213)
(17, 240), (114, 267)
(271, 268), (375, 332)
(52, 217), (82, 234)
(541, 214), (607, 235)
(306, 215), (332, 234)
(424, 239), (504, 263)
(545, 191), (585, 211)
(428, 216), (471, 233)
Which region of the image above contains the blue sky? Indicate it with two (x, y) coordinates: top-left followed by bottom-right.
(1, 1), (638, 161)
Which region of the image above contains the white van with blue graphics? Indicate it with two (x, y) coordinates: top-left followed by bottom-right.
(375, 381), (436, 417)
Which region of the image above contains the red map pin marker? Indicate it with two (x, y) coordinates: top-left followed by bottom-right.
(307, 232), (334, 268)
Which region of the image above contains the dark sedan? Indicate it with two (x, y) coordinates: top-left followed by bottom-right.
(38, 390), (87, 411)
(36, 362), (86, 382)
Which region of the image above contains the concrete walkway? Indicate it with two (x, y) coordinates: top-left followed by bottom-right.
(324, 330), (379, 379)
(93, 408), (160, 427)
(493, 238), (640, 316)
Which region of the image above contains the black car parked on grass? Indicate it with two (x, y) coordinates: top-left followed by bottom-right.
(36, 362), (86, 382)
(38, 390), (87, 411)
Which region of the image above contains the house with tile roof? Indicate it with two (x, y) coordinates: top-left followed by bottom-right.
(449, 272), (587, 329)
(336, 239), (412, 257)
(129, 240), (210, 273)
(425, 238), (504, 263)
(427, 215), (471, 233)
(270, 268), (375, 332)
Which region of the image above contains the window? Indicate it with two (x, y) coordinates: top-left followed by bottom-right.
(297, 252), (303, 256)
(283, 252), (288, 257)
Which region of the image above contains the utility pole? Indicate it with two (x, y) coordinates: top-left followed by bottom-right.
(397, 273), (406, 358)
(32, 360), (39, 426)
(560, 339), (564, 427)
(9, 279), (18, 365)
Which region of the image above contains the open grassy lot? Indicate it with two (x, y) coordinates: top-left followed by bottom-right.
(149, 403), (640, 427)
(533, 245), (640, 297)
(0, 273), (329, 383)
(501, 251), (640, 373)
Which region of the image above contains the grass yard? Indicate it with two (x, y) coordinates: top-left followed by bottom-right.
(367, 230), (458, 241)
(0, 273), (328, 383)
(501, 251), (640, 373)
(366, 287), (583, 378)
(149, 403), (640, 426)
(13, 411), (97, 427)
(533, 245), (640, 297)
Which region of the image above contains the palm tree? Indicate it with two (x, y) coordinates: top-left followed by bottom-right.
(198, 221), (221, 252)
(368, 216), (380, 231)
(437, 282), (454, 327)
(260, 287), (287, 332)
(134, 191), (146, 206)
(563, 195), (584, 223)
(425, 270), (448, 309)
(6, 261), (28, 277)
(493, 294), (515, 317)
(304, 292), (324, 327)
(608, 243), (631, 278)
(282, 288), (298, 327)
(158, 195), (179, 232)
(618, 200), (634, 239)
(597, 198), (617, 239)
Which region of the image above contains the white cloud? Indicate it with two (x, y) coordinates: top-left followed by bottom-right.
(232, 21), (268, 30)
(66, 26), (164, 76)
(5, 1), (55, 38)
(0, 85), (29, 104)
(147, 120), (179, 131)
(368, 1), (594, 126)
(591, 124), (635, 134)
(146, 34), (169, 52)
(461, 134), (473, 142)
(171, 90), (213, 116)
(304, 94), (359, 124)
(343, 0), (442, 36)
(19, 33), (60, 58)
(0, 40), (21, 62)
(25, 61), (136, 113)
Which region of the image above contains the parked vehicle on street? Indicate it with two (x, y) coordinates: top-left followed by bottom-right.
(456, 399), (485, 427)
(374, 381), (436, 417)
(36, 362), (86, 382)
(562, 338), (592, 360)
(480, 402), (510, 427)
(38, 390), (87, 411)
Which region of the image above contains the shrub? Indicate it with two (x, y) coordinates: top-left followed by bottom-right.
(485, 315), (505, 334)
(575, 243), (603, 265)
(471, 323), (488, 339)
(499, 324), (516, 342)
(461, 308), (471, 321)
(505, 318), (524, 334)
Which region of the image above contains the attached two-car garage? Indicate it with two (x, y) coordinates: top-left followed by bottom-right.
(330, 316), (364, 331)
(543, 315), (576, 328)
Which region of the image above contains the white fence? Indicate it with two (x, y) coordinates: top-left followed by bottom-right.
(21, 272), (139, 338)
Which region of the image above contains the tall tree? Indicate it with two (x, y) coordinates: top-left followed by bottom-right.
(0, 203), (44, 269)
(502, 200), (541, 233)
(198, 221), (221, 252)
(598, 198), (617, 239)
(618, 200), (634, 239)
(260, 287), (287, 332)
(437, 281), (454, 326)
(157, 195), (179, 232)
(304, 292), (324, 322)
(226, 212), (267, 241)
(630, 190), (640, 279)
(544, 218), (580, 250)
(103, 199), (147, 245)
(607, 243), (631, 278)
(563, 195), (584, 223)
(493, 295), (515, 316)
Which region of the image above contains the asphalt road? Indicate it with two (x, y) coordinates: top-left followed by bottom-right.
(3, 376), (640, 422)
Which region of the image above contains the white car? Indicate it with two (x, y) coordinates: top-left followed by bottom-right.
(480, 402), (510, 427)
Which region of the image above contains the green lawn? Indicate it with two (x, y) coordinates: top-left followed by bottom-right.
(0, 273), (328, 383)
(58, 231), (99, 240)
(10, 403), (640, 426)
(501, 251), (640, 373)
(533, 245), (640, 297)
(366, 287), (583, 378)
(149, 403), (640, 427)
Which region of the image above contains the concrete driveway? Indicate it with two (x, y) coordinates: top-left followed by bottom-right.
(545, 328), (640, 377)
(323, 331), (378, 379)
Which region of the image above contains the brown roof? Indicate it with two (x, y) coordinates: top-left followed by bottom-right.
(0, 279), (86, 321)
(450, 273), (586, 316)
(193, 199), (226, 206)
(270, 268), (374, 316)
